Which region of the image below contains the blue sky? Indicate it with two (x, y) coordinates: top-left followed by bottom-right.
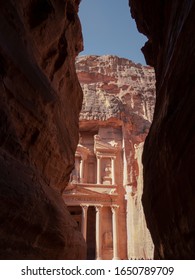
(78, 0), (147, 65)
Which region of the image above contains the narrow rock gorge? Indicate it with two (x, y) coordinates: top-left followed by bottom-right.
(129, 0), (195, 259)
(0, 0), (85, 259)
(0, 0), (194, 260)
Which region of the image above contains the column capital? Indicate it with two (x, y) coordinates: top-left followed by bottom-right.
(80, 204), (89, 210)
(126, 185), (135, 196)
(95, 205), (103, 212)
(111, 205), (119, 213)
(97, 154), (103, 159)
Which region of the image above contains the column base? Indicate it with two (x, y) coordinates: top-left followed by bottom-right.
(96, 257), (102, 260)
(112, 257), (120, 260)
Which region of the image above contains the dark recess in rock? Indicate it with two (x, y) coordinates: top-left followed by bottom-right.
(29, 0), (54, 29)
(0, 54), (6, 77)
(53, 31), (68, 75)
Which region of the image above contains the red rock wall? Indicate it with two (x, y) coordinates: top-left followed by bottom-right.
(76, 55), (155, 188)
(76, 55), (155, 259)
(129, 0), (195, 259)
(0, 0), (86, 259)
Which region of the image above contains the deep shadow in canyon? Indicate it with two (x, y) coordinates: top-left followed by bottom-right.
(130, 0), (195, 259)
(0, 0), (194, 259)
(0, 0), (85, 259)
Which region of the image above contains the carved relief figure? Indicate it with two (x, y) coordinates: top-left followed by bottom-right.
(102, 163), (112, 185)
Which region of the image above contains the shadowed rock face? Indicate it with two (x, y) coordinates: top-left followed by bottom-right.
(129, 0), (195, 259)
(0, 0), (86, 259)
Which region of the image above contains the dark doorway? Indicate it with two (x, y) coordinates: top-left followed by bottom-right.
(87, 206), (96, 259)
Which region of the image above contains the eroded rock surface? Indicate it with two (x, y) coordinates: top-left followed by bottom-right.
(77, 55), (154, 122)
(76, 55), (155, 188)
(0, 0), (85, 259)
(75, 55), (155, 259)
(129, 0), (195, 259)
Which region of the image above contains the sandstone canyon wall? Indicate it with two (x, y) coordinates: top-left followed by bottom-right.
(0, 0), (86, 259)
(76, 55), (155, 259)
(129, 0), (195, 259)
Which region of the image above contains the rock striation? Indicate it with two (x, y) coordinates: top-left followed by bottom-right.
(129, 0), (195, 259)
(0, 0), (85, 259)
(77, 55), (154, 123)
(75, 55), (155, 259)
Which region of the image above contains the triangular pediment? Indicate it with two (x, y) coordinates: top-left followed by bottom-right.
(64, 184), (117, 196)
(75, 144), (92, 159)
(76, 144), (91, 155)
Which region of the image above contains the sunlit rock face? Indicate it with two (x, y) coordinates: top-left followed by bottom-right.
(77, 55), (154, 122)
(76, 55), (155, 190)
(129, 0), (195, 259)
(76, 55), (155, 259)
(0, 0), (86, 259)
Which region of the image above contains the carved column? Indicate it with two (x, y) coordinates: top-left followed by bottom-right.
(125, 185), (135, 259)
(75, 156), (80, 181)
(81, 204), (88, 241)
(95, 205), (103, 260)
(111, 157), (116, 185)
(111, 205), (120, 260)
(97, 156), (101, 184)
(80, 157), (84, 183)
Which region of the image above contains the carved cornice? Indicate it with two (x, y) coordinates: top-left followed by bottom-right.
(96, 152), (117, 158)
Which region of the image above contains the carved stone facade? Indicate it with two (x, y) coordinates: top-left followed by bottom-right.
(63, 126), (153, 260)
(63, 129), (123, 260)
(63, 55), (155, 260)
